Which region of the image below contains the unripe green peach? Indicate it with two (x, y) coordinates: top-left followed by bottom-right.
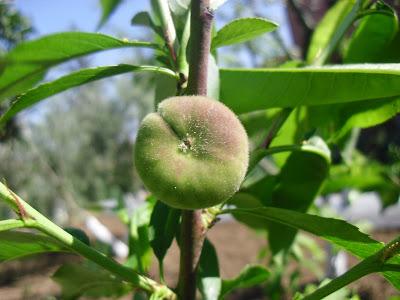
(134, 96), (249, 209)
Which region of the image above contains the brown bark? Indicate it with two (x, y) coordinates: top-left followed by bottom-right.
(177, 1), (214, 299)
(286, 0), (334, 58)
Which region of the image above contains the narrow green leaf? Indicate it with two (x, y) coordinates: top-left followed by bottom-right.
(131, 11), (163, 36)
(134, 292), (148, 300)
(322, 153), (400, 208)
(0, 71), (44, 104)
(344, 3), (398, 63)
(154, 72), (178, 108)
(230, 193), (271, 230)
(198, 239), (221, 300)
(302, 268), (375, 300)
(220, 265), (270, 298)
(149, 201), (180, 265)
(0, 32), (158, 102)
(98, 0), (123, 29)
(211, 17), (278, 49)
(168, 0), (190, 16)
(237, 138), (330, 253)
(324, 155), (387, 194)
(207, 55), (220, 99)
(303, 234), (400, 298)
(63, 227), (90, 246)
(0, 183), (167, 295)
(127, 199), (155, 273)
(0, 219), (24, 232)
(267, 137), (330, 253)
(249, 137), (331, 173)
(267, 107), (306, 167)
(0, 64), (176, 126)
(234, 137), (330, 236)
(0, 231), (67, 262)
(168, 0), (227, 14)
(224, 207), (385, 260)
(53, 263), (130, 299)
(132, 11), (155, 27)
(0, 56), (5, 73)
(220, 65), (400, 114)
(307, 97), (400, 141)
(307, 0), (364, 65)
(224, 206), (394, 291)
(383, 258), (400, 290)
(382, 30), (400, 63)
(239, 109), (279, 151)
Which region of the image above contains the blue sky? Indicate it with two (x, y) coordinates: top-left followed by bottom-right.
(15, 0), (150, 36)
(15, 0), (152, 67)
(14, 0), (293, 68)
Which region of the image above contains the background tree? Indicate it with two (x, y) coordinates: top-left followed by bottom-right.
(0, 2), (33, 141)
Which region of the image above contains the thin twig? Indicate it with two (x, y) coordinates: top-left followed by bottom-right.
(261, 108), (293, 149)
(177, 11), (191, 92)
(0, 182), (176, 298)
(154, 0), (178, 68)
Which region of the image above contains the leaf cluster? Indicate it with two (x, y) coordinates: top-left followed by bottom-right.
(0, 0), (399, 299)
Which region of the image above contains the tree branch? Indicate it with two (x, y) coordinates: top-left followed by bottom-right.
(286, 0), (313, 59)
(303, 258), (377, 300)
(261, 107), (293, 149)
(178, 1), (214, 299)
(186, 0), (213, 96)
(287, 0), (312, 32)
(178, 210), (207, 299)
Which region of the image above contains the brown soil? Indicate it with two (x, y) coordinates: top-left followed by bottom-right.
(0, 217), (398, 299)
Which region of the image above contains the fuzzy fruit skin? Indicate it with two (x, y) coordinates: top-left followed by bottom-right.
(134, 96), (249, 209)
